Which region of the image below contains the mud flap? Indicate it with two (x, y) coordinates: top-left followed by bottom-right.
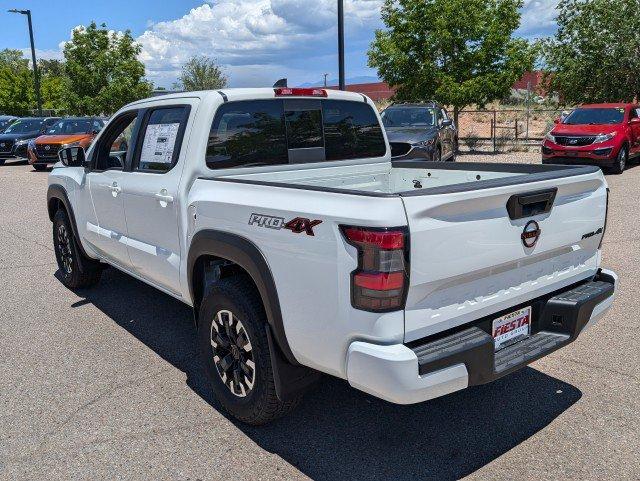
(265, 324), (321, 401)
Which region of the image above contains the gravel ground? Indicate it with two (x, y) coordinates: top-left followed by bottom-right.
(0, 154), (638, 481)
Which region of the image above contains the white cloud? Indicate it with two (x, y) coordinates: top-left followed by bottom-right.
(24, 0), (563, 88)
(136, 0), (385, 88)
(518, 0), (560, 38)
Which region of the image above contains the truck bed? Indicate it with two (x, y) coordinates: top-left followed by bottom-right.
(191, 157), (607, 374)
(214, 160), (600, 197)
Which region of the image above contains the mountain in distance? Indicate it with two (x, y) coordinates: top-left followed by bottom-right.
(298, 75), (380, 87)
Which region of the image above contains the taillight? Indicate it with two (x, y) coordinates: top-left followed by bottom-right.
(274, 87), (328, 97)
(341, 226), (409, 312)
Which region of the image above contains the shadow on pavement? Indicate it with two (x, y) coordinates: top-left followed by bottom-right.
(70, 267), (582, 481)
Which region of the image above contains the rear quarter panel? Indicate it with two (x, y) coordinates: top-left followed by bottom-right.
(187, 180), (408, 377)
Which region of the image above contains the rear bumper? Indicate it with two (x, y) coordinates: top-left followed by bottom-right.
(346, 269), (617, 404)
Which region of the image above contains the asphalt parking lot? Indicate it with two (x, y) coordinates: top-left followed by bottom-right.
(1, 153), (638, 481)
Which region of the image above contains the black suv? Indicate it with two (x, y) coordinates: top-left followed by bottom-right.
(381, 102), (458, 161)
(0, 117), (60, 162)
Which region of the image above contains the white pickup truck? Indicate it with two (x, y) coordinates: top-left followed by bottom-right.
(47, 88), (617, 425)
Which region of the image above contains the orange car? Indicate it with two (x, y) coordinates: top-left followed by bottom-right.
(28, 117), (106, 170)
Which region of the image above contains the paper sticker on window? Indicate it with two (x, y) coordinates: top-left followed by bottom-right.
(140, 123), (180, 165)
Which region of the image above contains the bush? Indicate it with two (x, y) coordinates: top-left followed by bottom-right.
(494, 131), (513, 152)
(463, 129), (482, 151)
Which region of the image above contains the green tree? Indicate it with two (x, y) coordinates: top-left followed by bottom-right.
(0, 49), (29, 73)
(542, 0), (640, 103)
(63, 22), (152, 115)
(368, 0), (534, 126)
(174, 55), (227, 91)
(38, 59), (65, 77)
(0, 50), (68, 115)
(0, 67), (33, 116)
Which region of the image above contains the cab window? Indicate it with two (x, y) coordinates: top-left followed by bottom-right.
(92, 111), (139, 171)
(206, 99), (385, 169)
(133, 106), (190, 173)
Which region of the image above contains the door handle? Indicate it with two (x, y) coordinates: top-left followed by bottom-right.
(154, 191), (174, 204)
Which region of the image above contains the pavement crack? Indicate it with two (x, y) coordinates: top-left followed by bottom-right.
(0, 262), (57, 270)
(4, 229), (53, 252)
(27, 367), (176, 457)
(551, 354), (640, 382)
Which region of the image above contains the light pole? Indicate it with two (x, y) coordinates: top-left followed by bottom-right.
(337, 0), (345, 90)
(8, 8), (42, 116)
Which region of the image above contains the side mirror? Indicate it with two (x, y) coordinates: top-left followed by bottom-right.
(58, 146), (86, 167)
(441, 119), (453, 127)
(630, 118), (640, 125)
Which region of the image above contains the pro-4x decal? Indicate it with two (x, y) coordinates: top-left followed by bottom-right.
(248, 213), (322, 236)
(284, 217), (322, 236)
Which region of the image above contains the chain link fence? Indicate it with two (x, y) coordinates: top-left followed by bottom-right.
(458, 107), (570, 153)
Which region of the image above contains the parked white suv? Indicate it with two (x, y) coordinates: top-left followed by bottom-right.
(47, 88), (617, 424)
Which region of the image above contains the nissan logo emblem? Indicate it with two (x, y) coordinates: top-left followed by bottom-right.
(44, 145), (51, 151)
(521, 220), (541, 248)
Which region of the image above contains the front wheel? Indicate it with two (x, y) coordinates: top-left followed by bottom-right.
(198, 276), (301, 425)
(610, 145), (628, 175)
(53, 209), (102, 289)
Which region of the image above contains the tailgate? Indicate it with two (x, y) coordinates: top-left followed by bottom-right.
(402, 170), (607, 342)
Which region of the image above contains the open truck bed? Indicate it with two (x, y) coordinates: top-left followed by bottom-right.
(213, 160), (601, 197)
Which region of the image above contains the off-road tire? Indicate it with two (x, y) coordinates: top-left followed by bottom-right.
(198, 276), (301, 425)
(610, 145), (628, 175)
(53, 209), (102, 289)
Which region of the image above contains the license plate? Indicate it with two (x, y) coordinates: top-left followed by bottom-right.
(566, 151), (579, 156)
(492, 306), (531, 351)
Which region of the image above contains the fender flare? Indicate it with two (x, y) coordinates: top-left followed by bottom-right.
(187, 229), (298, 365)
(47, 184), (91, 260)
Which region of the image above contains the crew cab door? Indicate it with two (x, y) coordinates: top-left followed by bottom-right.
(85, 110), (140, 269)
(121, 102), (194, 295)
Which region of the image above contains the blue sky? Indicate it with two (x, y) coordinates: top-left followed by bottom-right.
(1, 0), (560, 88)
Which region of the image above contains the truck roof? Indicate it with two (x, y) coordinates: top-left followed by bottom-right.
(126, 87), (372, 107)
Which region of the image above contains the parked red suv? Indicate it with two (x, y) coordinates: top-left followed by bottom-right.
(542, 103), (640, 174)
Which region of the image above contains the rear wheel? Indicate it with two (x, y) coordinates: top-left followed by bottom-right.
(198, 276), (301, 425)
(33, 164), (48, 171)
(53, 209), (102, 289)
(610, 145), (628, 175)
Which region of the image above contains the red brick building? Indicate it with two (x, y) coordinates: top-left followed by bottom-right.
(334, 72), (545, 102)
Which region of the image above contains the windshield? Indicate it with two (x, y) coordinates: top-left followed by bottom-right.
(46, 119), (94, 135)
(563, 108), (625, 125)
(381, 107), (436, 127)
(3, 119), (44, 134)
(0, 119), (16, 131)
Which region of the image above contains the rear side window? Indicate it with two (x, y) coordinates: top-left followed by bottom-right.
(206, 100), (288, 169)
(136, 106), (189, 173)
(206, 99), (386, 169)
